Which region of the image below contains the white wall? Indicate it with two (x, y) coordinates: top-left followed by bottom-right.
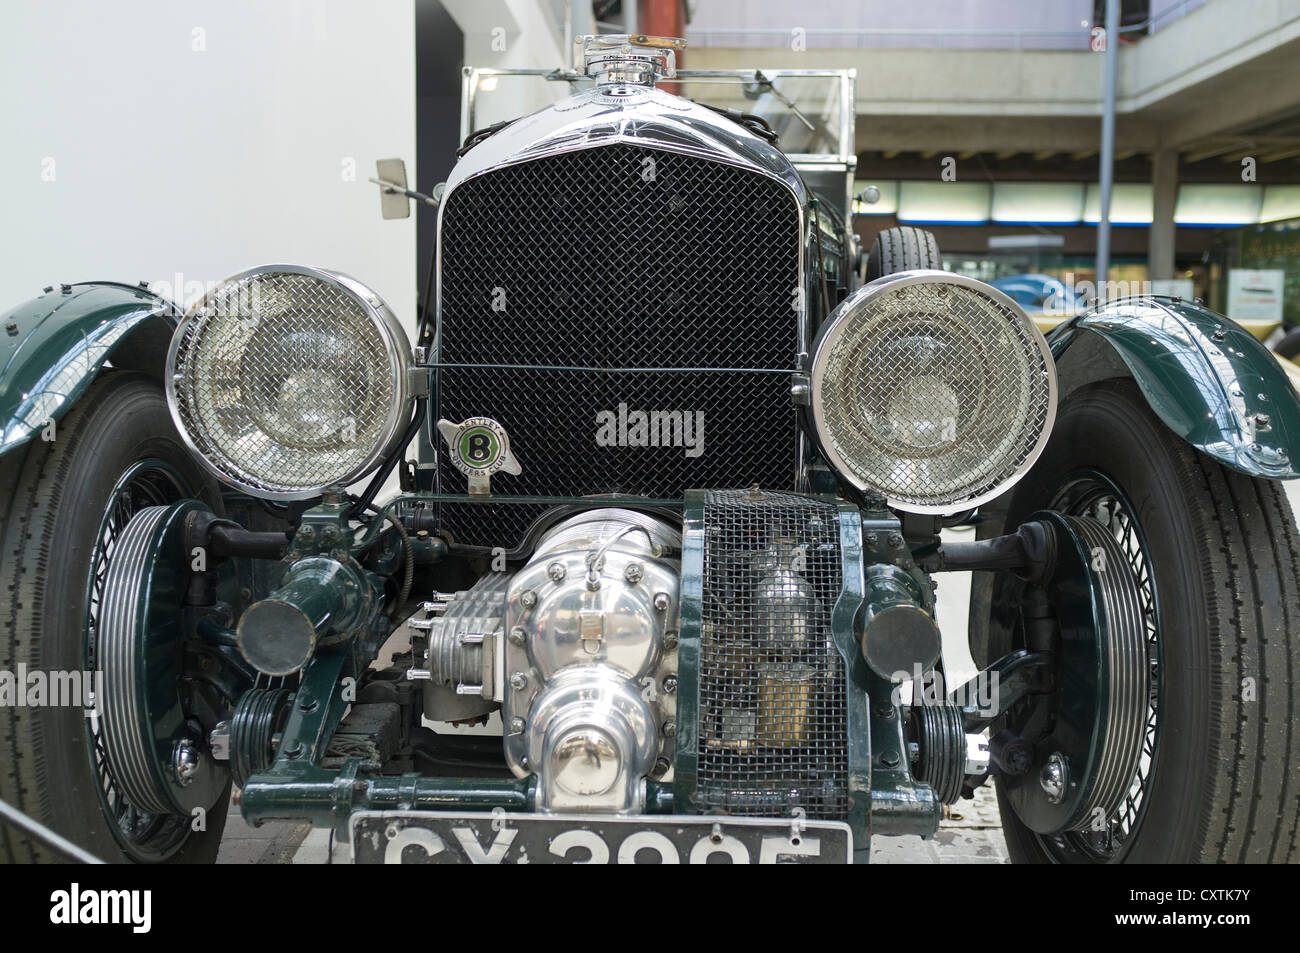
(0, 0), (417, 332)
(443, 0), (571, 126)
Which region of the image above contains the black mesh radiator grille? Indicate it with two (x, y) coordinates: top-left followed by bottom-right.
(695, 490), (848, 819)
(435, 144), (802, 547)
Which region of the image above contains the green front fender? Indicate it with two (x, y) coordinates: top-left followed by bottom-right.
(1049, 296), (1300, 479)
(0, 281), (180, 454)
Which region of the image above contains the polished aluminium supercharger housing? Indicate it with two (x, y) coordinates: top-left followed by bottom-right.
(412, 508), (671, 817)
(500, 509), (680, 814)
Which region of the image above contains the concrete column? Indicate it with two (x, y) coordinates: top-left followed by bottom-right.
(1149, 148), (1179, 280)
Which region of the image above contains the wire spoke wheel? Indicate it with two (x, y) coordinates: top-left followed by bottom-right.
(1036, 471), (1162, 862)
(82, 459), (194, 862)
(1, 373), (230, 863)
(990, 379), (1300, 863)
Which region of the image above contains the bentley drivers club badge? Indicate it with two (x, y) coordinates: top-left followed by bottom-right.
(437, 416), (522, 495)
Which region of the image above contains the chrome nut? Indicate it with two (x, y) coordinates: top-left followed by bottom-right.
(173, 738), (201, 786)
(1040, 752), (1068, 804)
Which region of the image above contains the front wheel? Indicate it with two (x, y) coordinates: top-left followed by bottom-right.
(990, 379), (1300, 863)
(0, 372), (229, 862)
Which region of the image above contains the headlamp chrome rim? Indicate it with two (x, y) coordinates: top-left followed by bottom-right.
(165, 263), (414, 501)
(808, 269), (1057, 514)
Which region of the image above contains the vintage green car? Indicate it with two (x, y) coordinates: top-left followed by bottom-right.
(2, 35), (1297, 864)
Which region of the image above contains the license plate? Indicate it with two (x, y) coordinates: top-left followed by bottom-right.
(350, 811), (852, 864)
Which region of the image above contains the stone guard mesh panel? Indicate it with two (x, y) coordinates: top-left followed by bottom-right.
(436, 144), (802, 547)
(696, 490), (848, 819)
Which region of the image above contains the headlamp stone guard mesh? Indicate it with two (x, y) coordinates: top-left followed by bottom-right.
(810, 272), (1056, 513)
(167, 266), (412, 500)
(434, 143), (803, 548)
(688, 489), (849, 820)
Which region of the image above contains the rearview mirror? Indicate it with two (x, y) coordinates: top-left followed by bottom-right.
(375, 158), (411, 220)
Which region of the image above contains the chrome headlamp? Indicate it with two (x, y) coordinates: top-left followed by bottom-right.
(809, 270), (1056, 513)
(166, 265), (413, 500)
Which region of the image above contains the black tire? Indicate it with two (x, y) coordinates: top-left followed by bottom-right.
(1273, 326), (1300, 361)
(0, 371), (229, 863)
(991, 379), (1300, 863)
(864, 226), (942, 282)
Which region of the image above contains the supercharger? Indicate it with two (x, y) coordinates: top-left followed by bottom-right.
(411, 509), (680, 814)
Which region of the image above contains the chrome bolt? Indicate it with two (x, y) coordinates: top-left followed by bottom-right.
(546, 561), (566, 583)
(663, 721), (676, 738)
(508, 625), (526, 646)
(655, 758), (672, 775)
(662, 630), (679, 650)
(508, 716), (526, 735)
(174, 739), (200, 786)
(520, 590), (537, 609)
(509, 671), (529, 691)
(624, 562), (644, 583)
(299, 525), (316, 540)
(653, 592), (671, 612)
(1212, 327), (1227, 341)
(208, 721), (231, 761)
(662, 675), (678, 695)
(1255, 413), (1272, 429)
(1040, 752), (1068, 804)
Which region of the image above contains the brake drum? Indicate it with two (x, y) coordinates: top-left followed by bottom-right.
(1000, 511), (1150, 835)
(97, 500), (229, 817)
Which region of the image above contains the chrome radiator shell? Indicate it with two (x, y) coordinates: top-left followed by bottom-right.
(431, 88), (807, 549)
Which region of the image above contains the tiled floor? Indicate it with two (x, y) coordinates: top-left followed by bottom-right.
(215, 808), (312, 865)
(870, 783), (1009, 864)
